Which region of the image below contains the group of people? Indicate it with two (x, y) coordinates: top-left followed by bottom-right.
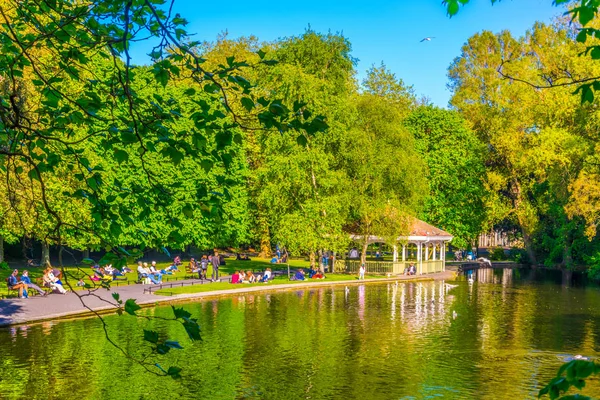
(231, 268), (272, 284)
(7, 268), (68, 298)
(188, 253), (221, 281)
(290, 268), (325, 281)
(90, 264), (132, 282)
(136, 260), (179, 284)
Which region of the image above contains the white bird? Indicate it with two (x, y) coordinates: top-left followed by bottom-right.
(452, 311), (458, 319)
(345, 286), (350, 295)
(420, 37), (435, 42)
(468, 277), (474, 284)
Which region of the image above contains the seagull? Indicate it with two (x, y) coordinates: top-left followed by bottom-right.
(452, 311), (458, 319)
(420, 37), (435, 42)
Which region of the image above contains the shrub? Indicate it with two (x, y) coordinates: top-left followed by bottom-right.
(0, 261), (9, 270)
(489, 247), (506, 261)
(508, 247), (528, 264)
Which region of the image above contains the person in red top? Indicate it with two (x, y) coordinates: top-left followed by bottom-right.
(231, 271), (241, 284)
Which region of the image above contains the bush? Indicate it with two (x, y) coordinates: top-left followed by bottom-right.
(489, 247), (506, 261)
(508, 247), (528, 264)
(584, 251), (600, 281)
(0, 261), (9, 270)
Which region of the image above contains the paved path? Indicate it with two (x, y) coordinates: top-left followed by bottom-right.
(0, 271), (456, 327)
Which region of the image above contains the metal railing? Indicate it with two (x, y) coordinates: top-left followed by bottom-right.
(335, 259), (445, 275)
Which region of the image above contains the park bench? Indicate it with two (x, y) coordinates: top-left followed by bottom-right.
(4, 277), (48, 298)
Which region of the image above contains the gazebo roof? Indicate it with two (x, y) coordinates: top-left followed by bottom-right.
(409, 218), (452, 238)
(349, 217), (453, 243)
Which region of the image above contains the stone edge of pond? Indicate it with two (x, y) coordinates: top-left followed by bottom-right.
(0, 271), (456, 327)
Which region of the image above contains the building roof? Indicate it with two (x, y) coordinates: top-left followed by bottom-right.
(349, 218), (453, 244)
(409, 218), (452, 238)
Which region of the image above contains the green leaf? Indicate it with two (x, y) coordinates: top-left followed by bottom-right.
(576, 30), (588, 43)
(167, 366), (182, 379)
(182, 204), (194, 218)
(113, 149), (129, 164)
(112, 292), (120, 302)
(42, 88), (61, 108)
(200, 159), (213, 172)
(447, 0), (460, 16)
(124, 299), (141, 316)
(241, 97), (254, 112)
(143, 329), (159, 344)
(182, 318), (202, 341)
(172, 306), (192, 320)
(153, 67), (169, 87)
(164, 340), (183, 349)
(579, 6), (595, 26)
(296, 134), (308, 147)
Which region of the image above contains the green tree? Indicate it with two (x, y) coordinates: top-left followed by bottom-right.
(404, 106), (487, 249)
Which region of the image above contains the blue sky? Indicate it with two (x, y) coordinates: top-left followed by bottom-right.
(130, 0), (564, 107)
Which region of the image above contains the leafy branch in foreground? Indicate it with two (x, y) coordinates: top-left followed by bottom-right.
(0, 0), (327, 377)
(538, 359), (600, 399)
(442, 0), (600, 103)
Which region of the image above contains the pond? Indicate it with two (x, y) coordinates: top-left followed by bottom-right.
(1, 268), (600, 399)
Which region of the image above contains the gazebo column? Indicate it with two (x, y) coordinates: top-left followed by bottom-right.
(393, 245), (398, 262)
(417, 242), (422, 274)
(433, 243), (437, 261)
(425, 243), (429, 261)
(402, 244), (406, 261)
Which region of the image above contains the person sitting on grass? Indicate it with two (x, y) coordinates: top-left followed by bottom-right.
(308, 267), (318, 279)
(246, 271), (256, 283)
(76, 278), (86, 287)
(270, 255), (279, 264)
(104, 265), (125, 280)
(20, 270), (46, 296)
(312, 271), (325, 279)
(260, 268), (272, 283)
(291, 269), (305, 281)
(173, 256), (182, 266)
(231, 271), (241, 284)
(8, 269), (28, 298)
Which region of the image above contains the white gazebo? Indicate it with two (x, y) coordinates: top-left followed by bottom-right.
(345, 218), (453, 275)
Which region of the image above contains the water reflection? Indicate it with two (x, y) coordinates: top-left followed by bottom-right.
(1, 270), (600, 400)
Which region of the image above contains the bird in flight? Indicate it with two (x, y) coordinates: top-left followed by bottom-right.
(420, 37), (435, 42)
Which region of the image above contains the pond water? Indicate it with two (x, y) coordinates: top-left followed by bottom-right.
(2, 268), (600, 399)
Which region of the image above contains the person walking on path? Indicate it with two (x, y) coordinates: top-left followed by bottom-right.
(358, 263), (365, 280)
(211, 252), (220, 281)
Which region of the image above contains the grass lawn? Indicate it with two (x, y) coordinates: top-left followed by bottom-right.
(0, 257), (310, 295)
(153, 273), (381, 296)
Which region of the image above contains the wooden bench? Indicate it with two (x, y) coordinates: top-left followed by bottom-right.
(4, 277), (39, 298)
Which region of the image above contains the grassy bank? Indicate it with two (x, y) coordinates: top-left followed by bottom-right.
(153, 273), (380, 296)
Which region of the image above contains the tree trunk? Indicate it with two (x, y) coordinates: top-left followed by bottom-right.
(309, 251), (316, 269)
(522, 230), (537, 266)
(41, 241), (51, 268)
(258, 214), (271, 258)
(0, 234), (4, 263)
(361, 241), (368, 265)
(58, 246), (64, 267)
(83, 248), (90, 261)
